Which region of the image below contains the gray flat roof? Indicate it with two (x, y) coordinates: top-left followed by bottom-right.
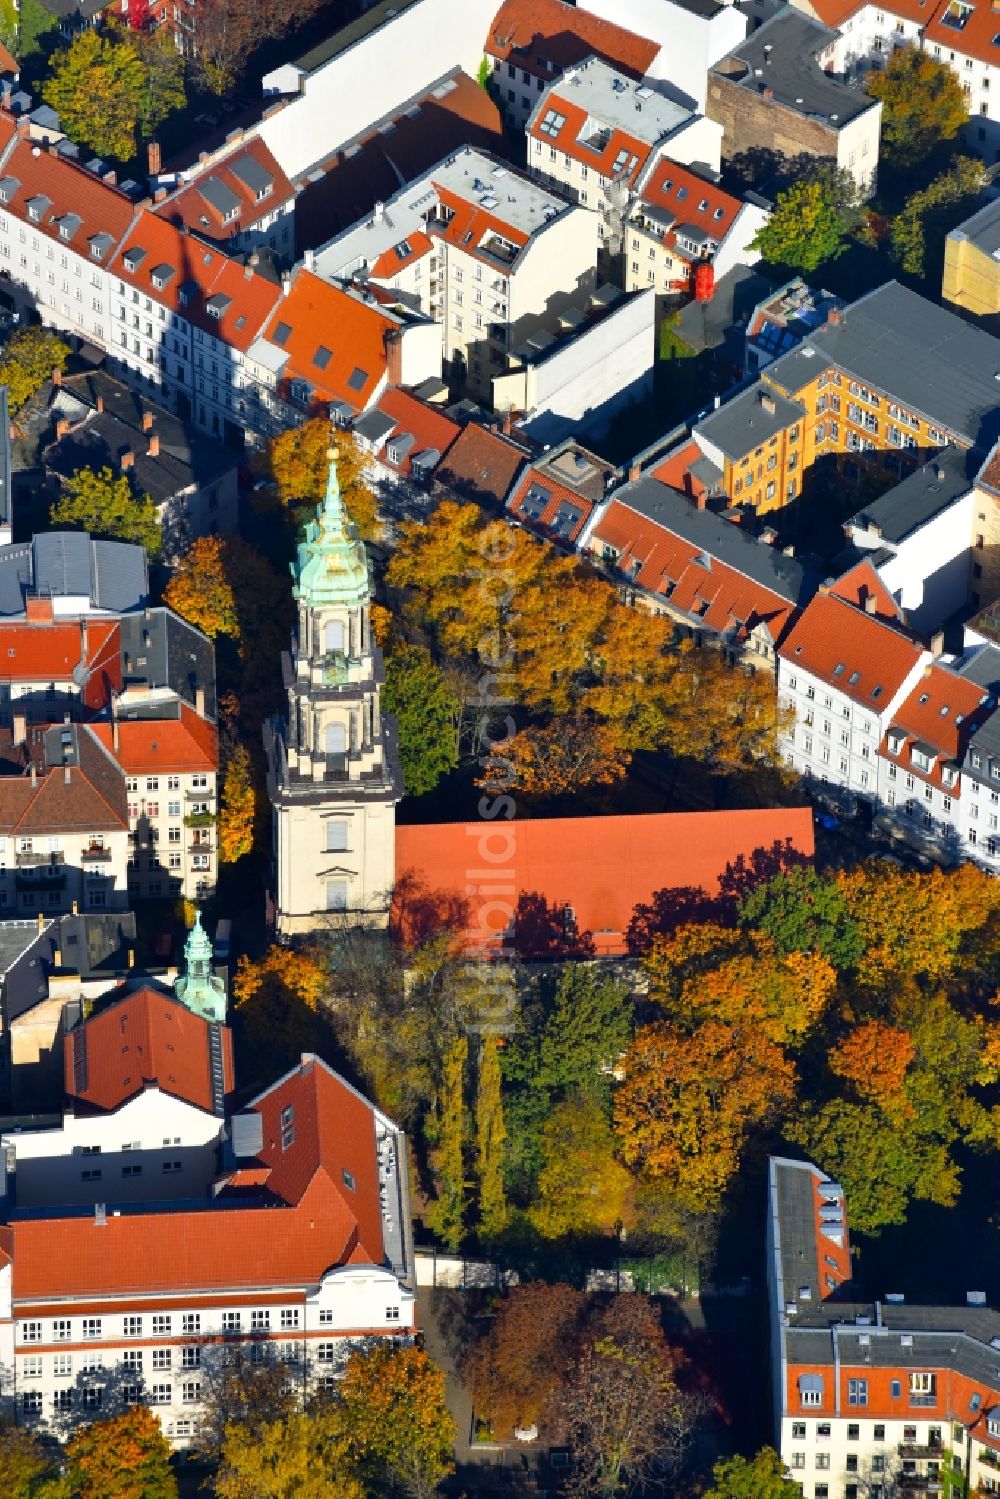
(694, 381), (806, 461)
(714, 7), (877, 127)
(612, 475), (814, 603)
(767, 281), (1000, 451)
(550, 57), (692, 146)
(949, 196), (1000, 259)
(846, 445), (977, 547)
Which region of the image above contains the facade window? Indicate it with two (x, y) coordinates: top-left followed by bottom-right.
(222, 1312), (242, 1334)
(182, 1381), (202, 1404)
(152, 1349), (171, 1371)
(848, 1380), (868, 1406)
(124, 1316), (142, 1338)
(182, 1346), (201, 1369)
(251, 1310), (270, 1331)
(152, 1315), (171, 1336)
(182, 1313), (201, 1335)
(52, 1319), (71, 1341)
(281, 1309), (300, 1330)
(22, 1322), (42, 1344)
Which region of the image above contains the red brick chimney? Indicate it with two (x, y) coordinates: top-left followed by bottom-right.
(148, 434), (160, 458)
(55, 416), (70, 439)
(827, 306), (843, 326)
(502, 409), (513, 436)
(52, 367), (61, 387)
(120, 450), (135, 471)
(628, 460), (641, 482)
(141, 411), (154, 432)
(762, 86), (774, 100)
(384, 329), (403, 387)
(95, 396), (104, 413)
(695, 490), (708, 511)
(153, 187), (168, 203)
(147, 141), (162, 177)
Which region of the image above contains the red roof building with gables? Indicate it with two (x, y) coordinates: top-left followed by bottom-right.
(507, 437), (616, 547)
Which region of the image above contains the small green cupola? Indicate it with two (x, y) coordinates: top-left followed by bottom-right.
(292, 445), (370, 611)
(174, 911), (227, 1024)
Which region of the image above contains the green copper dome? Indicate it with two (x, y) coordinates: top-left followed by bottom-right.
(174, 910), (227, 1024)
(292, 445), (370, 611)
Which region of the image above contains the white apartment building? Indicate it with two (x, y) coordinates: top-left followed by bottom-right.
(0, 977), (415, 1446)
(776, 573), (932, 811)
(622, 156), (767, 298)
(313, 146), (599, 402)
(526, 58), (723, 257)
(88, 706), (218, 904)
(577, 0), (747, 111)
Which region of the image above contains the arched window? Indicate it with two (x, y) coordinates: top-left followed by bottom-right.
(324, 619), (345, 654)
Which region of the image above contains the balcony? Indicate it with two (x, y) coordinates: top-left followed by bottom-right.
(80, 846), (112, 863)
(16, 850), (64, 866)
(979, 1451), (1000, 1471)
(900, 1446), (945, 1461)
(184, 788), (214, 801)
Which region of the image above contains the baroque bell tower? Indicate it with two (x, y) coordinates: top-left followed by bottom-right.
(264, 445), (401, 937)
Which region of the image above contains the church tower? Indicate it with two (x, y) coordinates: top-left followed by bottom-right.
(265, 445), (401, 937)
(174, 911), (227, 1022)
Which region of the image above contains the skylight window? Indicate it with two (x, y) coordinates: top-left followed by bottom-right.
(698, 199), (708, 211)
(849, 671), (861, 686)
(833, 663), (845, 676)
(538, 108), (565, 138)
(872, 685), (883, 699)
(713, 207), (725, 220)
(273, 321), (292, 347)
(919, 693), (929, 704)
(347, 366), (368, 392)
(676, 186), (688, 201)
(314, 345), (332, 371)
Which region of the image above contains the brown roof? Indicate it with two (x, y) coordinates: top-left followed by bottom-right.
(486, 0), (658, 79)
(435, 422), (532, 506)
(64, 985), (234, 1115)
(0, 726), (127, 834)
(295, 70), (504, 250)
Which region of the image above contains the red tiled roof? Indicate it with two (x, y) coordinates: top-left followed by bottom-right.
(0, 618), (120, 712)
(261, 271), (398, 413)
(918, 0), (997, 62)
(90, 702), (217, 774)
(507, 463), (598, 545)
(528, 91), (652, 188)
(649, 439), (711, 504)
(157, 139), (294, 243)
(371, 229), (434, 279)
(372, 388), (461, 476)
(0, 43), (17, 77)
(435, 421), (532, 505)
(638, 158), (743, 259)
(778, 591), (926, 708)
(880, 662), (988, 794)
(395, 809), (815, 956)
(64, 985), (234, 1115)
(828, 559), (905, 625)
(433, 180), (531, 262)
(109, 210), (280, 353)
(487, 0), (658, 80)
(589, 496), (799, 643)
(0, 134), (137, 259)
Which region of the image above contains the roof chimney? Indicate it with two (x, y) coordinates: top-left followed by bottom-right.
(148, 434), (160, 458)
(141, 410), (154, 433)
(827, 306), (843, 327)
(864, 592), (877, 614)
(72, 900), (78, 916)
(52, 366), (61, 388)
(762, 86), (774, 100)
(195, 685), (206, 718)
(931, 629), (945, 658)
(760, 391), (776, 416)
(55, 416), (70, 439)
(147, 140), (162, 177)
(36, 911), (44, 931)
(281, 274), (291, 297)
(154, 187), (168, 203)
(29, 763), (36, 788)
(304, 248), (315, 271)
(120, 449), (134, 471)
(13, 711), (26, 746)
(103, 170), (116, 187)
(127, 947), (135, 969)
(112, 715), (119, 752)
(95, 395), (104, 413)
(63, 764), (70, 785)
(628, 459), (641, 482)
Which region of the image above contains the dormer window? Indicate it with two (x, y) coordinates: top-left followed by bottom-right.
(887, 731), (904, 756)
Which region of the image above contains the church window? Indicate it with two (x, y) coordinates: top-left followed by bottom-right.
(325, 820), (347, 853)
(324, 619), (345, 654)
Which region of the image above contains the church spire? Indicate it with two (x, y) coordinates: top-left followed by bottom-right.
(292, 444), (370, 611)
(174, 910), (227, 1023)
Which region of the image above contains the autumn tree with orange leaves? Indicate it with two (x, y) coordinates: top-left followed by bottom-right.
(614, 1019), (797, 1213)
(267, 419), (378, 540)
(65, 1405), (177, 1499)
(466, 1283), (587, 1438)
(218, 744), (257, 864)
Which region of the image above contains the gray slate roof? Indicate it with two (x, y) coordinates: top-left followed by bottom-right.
(0, 533), (148, 617)
(948, 196), (1000, 259)
(611, 475), (815, 604)
(119, 607), (217, 722)
(767, 281), (1000, 452)
(846, 445), (978, 547)
(694, 381), (806, 461)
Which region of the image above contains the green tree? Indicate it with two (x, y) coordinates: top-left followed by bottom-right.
(0, 1421), (69, 1499)
(0, 327), (69, 412)
(383, 644), (459, 797)
(523, 966), (633, 1101)
(737, 866), (863, 970)
(133, 26), (187, 138)
(42, 29), (146, 161)
(529, 1092), (633, 1240)
(868, 47), (968, 170)
(17, 0), (56, 71)
(889, 154), (984, 277)
(337, 1343), (457, 1499)
(751, 170), (852, 272)
(65, 1405), (178, 1499)
(790, 1099), (928, 1233)
(706, 1447), (803, 1499)
(426, 1033), (467, 1250)
(49, 465), (161, 556)
(476, 55), (492, 89)
(0, 0), (17, 53)
(476, 1035), (509, 1241)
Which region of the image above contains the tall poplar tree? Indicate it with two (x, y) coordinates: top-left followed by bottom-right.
(426, 1034), (467, 1250)
(475, 1035), (508, 1241)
